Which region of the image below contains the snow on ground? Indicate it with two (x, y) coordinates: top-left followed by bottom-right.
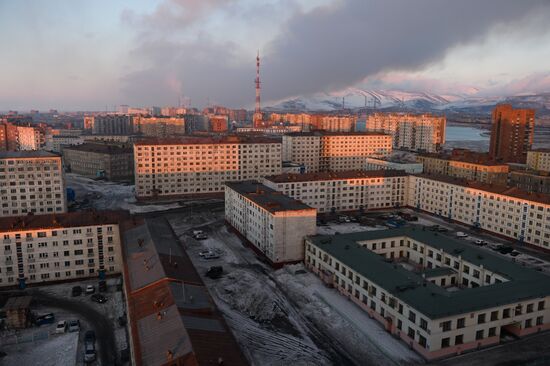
(65, 173), (181, 213)
(1, 331), (79, 366)
(274, 264), (423, 365)
(317, 222), (388, 235)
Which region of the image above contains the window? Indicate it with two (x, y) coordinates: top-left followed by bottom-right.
(503, 308), (511, 319)
(477, 313), (486, 324)
(475, 330), (484, 340)
(490, 311), (499, 321)
(538, 301), (545, 311)
(441, 321), (451, 332)
(455, 334), (463, 345)
(418, 335), (427, 348)
(526, 304), (534, 313)
(441, 338), (450, 348)
(488, 327), (496, 337)
(525, 319), (532, 328)
(407, 327), (415, 340)
(409, 311), (416, 323)
(420, 318), (428, 331)
(457, 318), (465, 329)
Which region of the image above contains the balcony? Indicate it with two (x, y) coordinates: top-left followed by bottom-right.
(25, 237), (33, 242)
(87, 263), (95, 268)
(86, 232), (94, 237)
(27, 248), (34, 253)
(5, 260), (13, 265)
(6, 271), (14, 276)
(28, 258), (35, 263)
(86, 242), (95, 248)
(2, 239), (11, 244)
(28, 269), (36, 274)
(87, 253), (95, 257)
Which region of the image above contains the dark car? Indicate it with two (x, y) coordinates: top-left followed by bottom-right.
(206, 266), (223, 279)
(499, 246), (514, 254)
(84, 330), (96, 344)
(71, 286), (82, 297)
(35, 313), (55, 326)
(90, 294), (108, 303)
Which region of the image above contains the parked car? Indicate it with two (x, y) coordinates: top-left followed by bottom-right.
(203, 252), (220, 260)
(455, 232), (468, 238)
(91, 294), (108, 303)
(499, 246), (514, 254)
(85, 285), (95, 295)
(510, 250), (521, 257)
(55, 320), (67, 334)
(68, 320), (80, 332)
(84, 330), (96, 344)
(71, 286), (82, 297)
(206, 266), (223, 279)
(437, 227), (449, 232)
(35, 313), (55, 326)
(474, 239), (486, 246)
(98, 280), (107, 292)
(194, 233), (208, 240)
(84, 343), (96, 363)
(192, 230), (204, 236)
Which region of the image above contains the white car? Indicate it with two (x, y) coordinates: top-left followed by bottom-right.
(85, 285), (95, 294)
(199, 250), (213, 257)
(203, 252), (220, 260)
(192, 230), (204, 236)
(55, 320), (67, 334)
(68, 320), (80, 332)
(474, 239), (486, 245)
(455, 232), (468, 238)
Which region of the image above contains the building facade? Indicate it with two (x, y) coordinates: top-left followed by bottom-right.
(134, 136), (282, 199)
(63, 143), (134, 181)
(489, 104), (535, 163)
(527, 149), (550, 172)
(45, 135), (84, 153)
(0, 211), (125, 287)
(408, 174), (550, 250)
(132, 116), (185, 137)
(417, 151), (509, 186)
(0, 121), (18, 151)
(225, 181), (317, 265)
(305, 228), (550, 360)
(87, 115), (134, 135)
(365, 157), (423, 174)
(0, 151), (66, 217)
(509, 170), (550, 195)
(366, 113), (446, 152)
(282, 132), (392, 173)
(209, 115), (229, 132)
(262, 170), (408, 213)
(16, 126), (43, 150)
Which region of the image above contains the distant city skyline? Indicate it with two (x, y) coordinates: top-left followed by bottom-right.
(1, 0), (550, 111)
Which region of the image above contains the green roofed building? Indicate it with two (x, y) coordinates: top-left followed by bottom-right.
(305, 227), (550, 360)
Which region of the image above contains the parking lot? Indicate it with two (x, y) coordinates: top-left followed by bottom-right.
(0, 276), (128, 366)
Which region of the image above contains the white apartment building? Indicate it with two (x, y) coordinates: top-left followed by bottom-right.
(262, 170), (408, 213)
(366, 113), (446, 152)
(134, 136), (282, 199)
(0, 151), (67, 217)
(16, 126), (43, 150)
(282, 132), (392, 173)
(408, 174), (550, 250)
(225, 181), (316, 265)
(527, 149), (550, 172)
(306, 228), (550, 360)
(365, 157), (424, 174)
(0, 211), (126, 287)
(45, 135), (84, 152)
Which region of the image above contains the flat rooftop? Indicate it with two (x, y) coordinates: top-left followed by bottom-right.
(226, 181), (314, 213)
(0, 151), (60, 159)
(134, 135), (281, 146)
(265, 169), (408, 183)
(63, 143), (132, 154)
(415, 173), (550, 205)
(284, 131), (389, 137)
(308, 227), (550, 318)
(0, 210), (128, 232)
(417, 152), (508, 166)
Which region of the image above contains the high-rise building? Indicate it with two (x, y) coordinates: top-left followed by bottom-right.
(0, 151), (67, 217)
(86, 115), (133, 135)
(134, 136), (282, 199)
(489, 104), (535, 163)
(209, 115), (229, 132)
(282, 132), (392, 173)
(132, 116), (185, 137)
(366, 113), (446, 152)
(15, 125), (43, 150)
(0, 121), (18, 151)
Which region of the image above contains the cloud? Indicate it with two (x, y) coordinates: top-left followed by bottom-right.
(121, 0), (550, 108)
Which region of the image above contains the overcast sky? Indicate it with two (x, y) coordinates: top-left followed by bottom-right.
(1, 0), (549, 111)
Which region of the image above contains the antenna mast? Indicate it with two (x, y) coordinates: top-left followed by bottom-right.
(253, 50), (262, 127)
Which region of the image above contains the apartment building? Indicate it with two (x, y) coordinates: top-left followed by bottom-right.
(527, 149), (550, 172)
(270, 113), (356, 132)
(0, 121), (18, 151)
(509, 170), (550, 195)
(365, 157), (423, 174)
(134, 136), (282, 199)
(489, 104), (535, 163)
(305, 228), (550, 360)
(209, 115), (229, 132)
(408, 174), (550, 250)
(282, 132), (392, 173)
(16, 126), (43, 150)
(366, 113), (446, 152)
(45, 135), (84, 153)
(0, 211), (126, 288)
(132, 116), (185, 137)
(86, 115), (133, 135)
(63, 143), (134, 181)
(0, 151), (66, 217)
(417, 150), (509, 186)
(122, 218), (248, 366)
(225, 181), (317, 265)
(262, 170), (408, 213)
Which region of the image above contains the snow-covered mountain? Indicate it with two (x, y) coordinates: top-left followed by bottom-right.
(267, 88), (550, 115)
